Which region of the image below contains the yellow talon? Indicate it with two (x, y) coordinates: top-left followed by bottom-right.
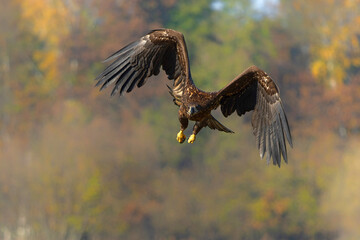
(177, 130), (186, 143)
(188, 134), (196, 144)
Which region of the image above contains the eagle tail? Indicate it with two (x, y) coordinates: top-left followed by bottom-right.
(206, 115), (234, 133)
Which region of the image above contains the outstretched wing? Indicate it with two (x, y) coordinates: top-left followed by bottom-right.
(216, 66), (293, 167)
(95, 29), (193, 101)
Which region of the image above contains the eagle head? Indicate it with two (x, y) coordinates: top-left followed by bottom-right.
(188, 106), (198, 116)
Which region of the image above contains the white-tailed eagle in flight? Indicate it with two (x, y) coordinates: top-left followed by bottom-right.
(95, 29), (293, 167)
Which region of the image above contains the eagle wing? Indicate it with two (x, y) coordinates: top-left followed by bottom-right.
(216, 66), (293, 167)
(95, 29), (192, 102)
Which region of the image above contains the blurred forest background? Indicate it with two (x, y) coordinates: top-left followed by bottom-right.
(1, 0), (360, 239)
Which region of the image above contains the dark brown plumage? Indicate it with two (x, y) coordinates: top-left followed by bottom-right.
(95, 29), (293, 167)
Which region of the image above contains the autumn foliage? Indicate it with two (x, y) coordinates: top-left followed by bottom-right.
(1, 0), (360, 239)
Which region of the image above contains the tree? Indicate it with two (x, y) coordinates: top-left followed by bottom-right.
(280, 0), (360, 87)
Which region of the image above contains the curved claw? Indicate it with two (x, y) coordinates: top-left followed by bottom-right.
(188, 134), (196, 144)
(177, 130), (186, 143)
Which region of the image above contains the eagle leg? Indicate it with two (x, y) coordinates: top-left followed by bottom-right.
(177, 130), (186, 143)
(177, 117), (188, 143)
(188, 121), (204, 144)
(188, 134), (196, 144)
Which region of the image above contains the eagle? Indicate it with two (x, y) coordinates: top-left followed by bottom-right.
(95, 29), (293, 166)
